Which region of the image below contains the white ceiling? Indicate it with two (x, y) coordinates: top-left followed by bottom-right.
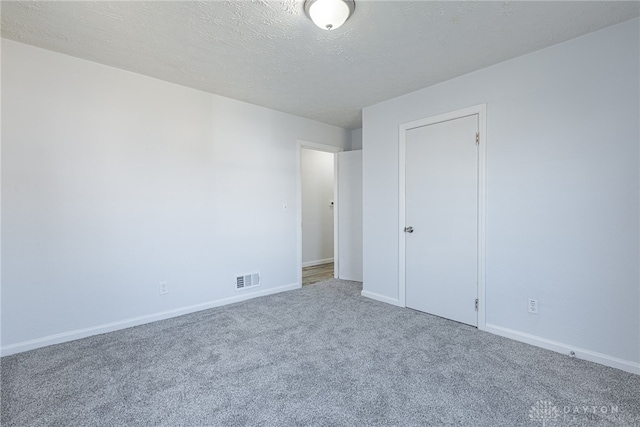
(2, 1), (639, 129)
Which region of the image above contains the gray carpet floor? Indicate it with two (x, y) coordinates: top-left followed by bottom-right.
(2, 280), (639, 426)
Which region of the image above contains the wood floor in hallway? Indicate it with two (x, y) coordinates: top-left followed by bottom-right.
(302, 262), (334, 286)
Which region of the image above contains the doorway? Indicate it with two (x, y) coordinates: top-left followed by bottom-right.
(297, 141), (342, 286)
(398, 105), (487, 327)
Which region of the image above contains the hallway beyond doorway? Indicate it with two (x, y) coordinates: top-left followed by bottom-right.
(302, 262), (334, 286)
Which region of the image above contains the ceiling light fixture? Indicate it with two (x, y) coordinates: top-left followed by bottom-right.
(304, 0), (355, 31)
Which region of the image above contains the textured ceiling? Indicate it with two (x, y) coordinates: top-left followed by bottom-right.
(2, 1), (639, 129)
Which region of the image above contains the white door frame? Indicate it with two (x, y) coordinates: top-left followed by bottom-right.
(297, 140), (343, 287)
(398, 104), (487, 330)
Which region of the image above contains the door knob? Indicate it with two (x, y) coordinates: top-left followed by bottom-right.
(404, 226), (414, 233)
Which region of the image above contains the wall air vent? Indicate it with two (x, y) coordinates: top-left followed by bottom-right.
(235, 272), (260, 290)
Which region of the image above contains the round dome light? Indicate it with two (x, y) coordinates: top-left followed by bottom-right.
(304, 0), (355, 31)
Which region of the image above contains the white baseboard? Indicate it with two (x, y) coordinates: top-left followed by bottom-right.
(302, 258), (334, 268)
(338, 275), (363, 282)
(484, 323), (640, 375)
(361, 290), (401, 307)
(1, 282), (301, 357)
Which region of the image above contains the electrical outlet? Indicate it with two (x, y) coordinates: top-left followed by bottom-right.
(528, 298), (538, 314)
(159, 282), (168, 295)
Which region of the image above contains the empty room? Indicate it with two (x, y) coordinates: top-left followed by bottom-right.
(1, 1), (639, 426)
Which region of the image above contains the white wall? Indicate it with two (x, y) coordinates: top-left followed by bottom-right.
(350, 128), (362, 151)
(301, 149), (335, 266)
(338, 150), (363, 281)
(362, 19), (640, 373)
(1, 40), (350, 353)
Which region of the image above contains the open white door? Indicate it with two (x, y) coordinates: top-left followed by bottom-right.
(337, 150), (363, 281)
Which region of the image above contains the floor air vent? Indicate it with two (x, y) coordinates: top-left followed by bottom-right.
(235, 272), (260, 290)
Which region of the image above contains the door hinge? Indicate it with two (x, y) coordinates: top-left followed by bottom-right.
(475, 132), (480, 145)
(475, 298), (479, 311)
